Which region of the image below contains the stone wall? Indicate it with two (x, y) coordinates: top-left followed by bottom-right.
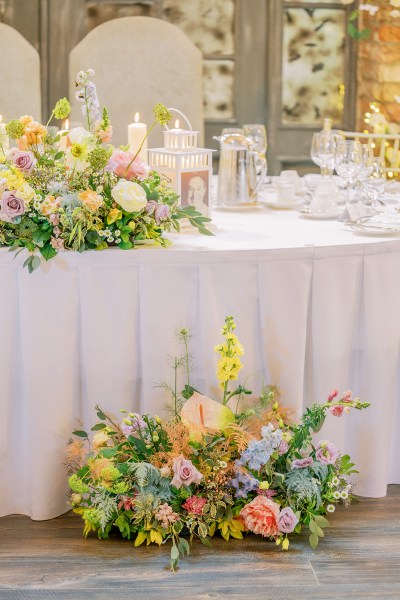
(357, 1), (400, 128)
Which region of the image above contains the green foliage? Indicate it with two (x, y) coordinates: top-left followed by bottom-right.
(285, 468), (322, 508)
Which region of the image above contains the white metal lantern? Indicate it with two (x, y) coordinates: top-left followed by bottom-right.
(148, 109), (214, 218)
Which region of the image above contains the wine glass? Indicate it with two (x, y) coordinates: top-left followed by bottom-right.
(311, 131), (337, 177)
(363, 157), (386, 207)
(242, 124), (267, 154)
(334, 139), (363, 206)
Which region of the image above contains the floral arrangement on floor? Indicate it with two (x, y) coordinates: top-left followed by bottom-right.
(67, 316), (369, 570)
(0, 69), (211, 272)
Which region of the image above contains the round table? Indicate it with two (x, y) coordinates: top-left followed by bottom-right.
(1, 203), (400, 519)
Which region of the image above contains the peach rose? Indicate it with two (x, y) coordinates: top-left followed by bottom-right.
(78, 189), (103, 211)
(240, 496), (280, 538)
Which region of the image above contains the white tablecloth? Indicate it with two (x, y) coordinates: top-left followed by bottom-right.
(1, 205), (400, 519)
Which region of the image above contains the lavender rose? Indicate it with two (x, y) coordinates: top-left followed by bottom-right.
(170, 454), (203, 489)
(145, 200), (157, 216)
(291, 456), (314, 469)
(8, 148), (36, 173)
(316, 440), (339, 465)
(0, 191), (25, 222)
(278, 507), (299, 534)
(154, 204), (170, 224)
(278, 440), (289, 455)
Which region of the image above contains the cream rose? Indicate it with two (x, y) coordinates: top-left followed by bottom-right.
(111, 179), (147, 213)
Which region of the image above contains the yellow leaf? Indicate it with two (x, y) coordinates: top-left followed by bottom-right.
(229, 529), (243, 539)
(150, 530), (163, 546)
(107, 208), (122, 225)
(208, 522), (216, 537)
(220, 522), (228, 537)
(134, 531), (147, 547)
(230, 519), (245, 532)
(221, 530), (230, 541)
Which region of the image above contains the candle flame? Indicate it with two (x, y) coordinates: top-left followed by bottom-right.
(175, 119), (180, 129)
(64, 118), (69, 130)
(135, 112), (140, 123)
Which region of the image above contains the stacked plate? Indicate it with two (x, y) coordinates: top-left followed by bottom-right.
(347, 213), (400, 236)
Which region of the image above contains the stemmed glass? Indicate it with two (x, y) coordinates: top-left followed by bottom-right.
(334, 139), (363, 206)
(311, 131), (337, 177)
(363, 157), (386, 207)
(242, 124), (267, 154)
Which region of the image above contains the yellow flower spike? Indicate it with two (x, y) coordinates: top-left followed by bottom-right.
(278, 418), (284, 428)
(282, 538), (290, 551)
(272, 402), (279, 411)
(155, 415), (162, 425)
(276, 537), (281, 546)
(259, 481), (270, 490)
(122, 418), (132, 426)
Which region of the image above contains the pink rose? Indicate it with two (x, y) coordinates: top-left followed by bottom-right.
(291, 456), (314, 469)
(0, 191), (25, 222)
(327, 389), (339, 403)
(278, 507), (299, 534)
(316, 440), (339, 465)
(182, 495), (207, 515)
(329, 405), (344, 417)
(106, 149), (149, 181)
(170, 454), (203, 489)
(240, 496), (280, 538)
(8, 148), (36, 173)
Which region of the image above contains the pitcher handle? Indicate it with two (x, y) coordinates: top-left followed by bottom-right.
(251, 151), (268, 196)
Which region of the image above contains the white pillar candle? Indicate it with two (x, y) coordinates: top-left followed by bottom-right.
(58, 118), (70, 152)
(128, 113), (148, 163)
(0, 115), (8, 157)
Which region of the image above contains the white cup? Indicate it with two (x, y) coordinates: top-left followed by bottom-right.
(273, 181), (297, 203)
(279, 170), (302, 191)
(309, 191), (338, 215)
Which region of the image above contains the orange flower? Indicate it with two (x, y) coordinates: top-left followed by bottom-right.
(78, 189), (103, 211)
(240, 496), (280, 538)
(25, 121), (47, 146)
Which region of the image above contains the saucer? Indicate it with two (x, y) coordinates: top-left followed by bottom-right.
(300, 207), (341, 220)
(263, 197), (302, 210)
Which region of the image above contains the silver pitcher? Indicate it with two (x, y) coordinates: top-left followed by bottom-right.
(214, 133), (267, 206)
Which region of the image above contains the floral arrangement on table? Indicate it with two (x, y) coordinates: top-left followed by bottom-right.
(0, 69), (211, 272)
(67, 316), (369, 571)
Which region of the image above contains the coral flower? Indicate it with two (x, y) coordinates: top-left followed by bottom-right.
(240, 496), (280, 538)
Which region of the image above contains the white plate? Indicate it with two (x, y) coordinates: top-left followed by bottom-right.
(300, 208), (341, 220)
(262, 198), (302, 210)
(348, 214), (400, 235)
(213, 201), (264, 211)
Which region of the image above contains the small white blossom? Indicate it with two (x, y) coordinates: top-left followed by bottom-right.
(327, 504), (335, 513)
(340, 490), (349, 499)
(107, 236), (114, 243)
(359, 3), (379, 15)
(333, 490), (341, 500)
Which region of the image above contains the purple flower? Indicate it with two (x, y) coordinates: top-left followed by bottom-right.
(278, 507), (299, 534)
(291, 456), (314, 469)
(121, 413), (146, 437)
(278, 440), (289, 455)
(8, 148), (36, 173)
(315, 440), (339, 465)
(145, 200), (157, 215)
(154, 204), (170, 224)
(0, 191), (25, 222)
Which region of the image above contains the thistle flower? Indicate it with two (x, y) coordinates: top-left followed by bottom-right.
(53, 97), (71, 120)
(6, 120), (25, 139)
(153, 103), (172, 126)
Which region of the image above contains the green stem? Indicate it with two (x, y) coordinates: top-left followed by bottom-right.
(46, 110), (55, 128)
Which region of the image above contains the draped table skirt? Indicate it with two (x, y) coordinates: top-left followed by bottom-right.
(1, 206), (400, 519)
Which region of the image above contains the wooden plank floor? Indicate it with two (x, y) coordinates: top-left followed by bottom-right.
(0, 485), (399, 600)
